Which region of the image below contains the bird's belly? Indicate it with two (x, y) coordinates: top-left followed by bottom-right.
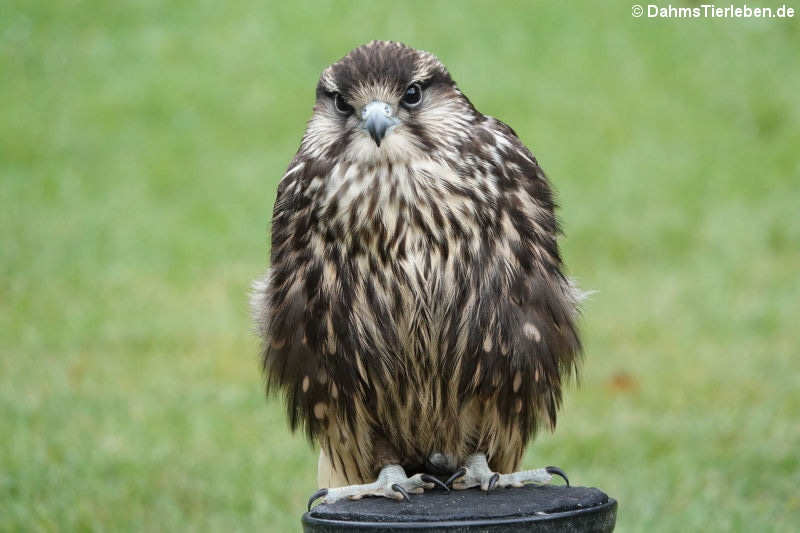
(391, 247), (447, 363)
(363, 244), (467, 463)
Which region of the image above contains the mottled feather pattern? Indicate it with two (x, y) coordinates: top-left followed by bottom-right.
(252, 41), (582, 483)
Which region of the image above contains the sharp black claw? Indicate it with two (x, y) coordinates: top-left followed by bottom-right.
(391, 483), (410, 502)
(421, 474), (450, 492)
(546, 466), (570, 487)
(445, 467), (467, 487)
(307, 488), (328, 511)
(487, 472), (500, 492)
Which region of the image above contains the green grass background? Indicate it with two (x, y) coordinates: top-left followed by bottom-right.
(2, 1), (798, 530)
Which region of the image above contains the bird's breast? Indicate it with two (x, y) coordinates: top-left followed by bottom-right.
(315, 158), (484, 362)
(308, 158), (508, 461)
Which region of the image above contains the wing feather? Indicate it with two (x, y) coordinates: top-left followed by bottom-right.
(455, 119), (583, 446)
(252, 156), (366, 442)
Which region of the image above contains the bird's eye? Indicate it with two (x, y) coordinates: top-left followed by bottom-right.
(401, 83), (423, 108)
(333, 93), (353, 115)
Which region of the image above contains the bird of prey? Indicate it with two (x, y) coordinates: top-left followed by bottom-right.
(252, 41), (583, 508)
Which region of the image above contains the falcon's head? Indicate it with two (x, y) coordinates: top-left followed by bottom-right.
(300, 41), (477, 165)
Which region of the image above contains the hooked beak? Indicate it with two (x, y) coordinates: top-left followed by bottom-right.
(361, 101), (398, 147)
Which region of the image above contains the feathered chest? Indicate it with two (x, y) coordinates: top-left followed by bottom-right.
(302, 159), (494, 362)
(313, 159), (494, 261)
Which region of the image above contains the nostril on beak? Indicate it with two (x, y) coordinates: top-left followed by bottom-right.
(361, 101), (397, 147)
(361, 101), (392, 121)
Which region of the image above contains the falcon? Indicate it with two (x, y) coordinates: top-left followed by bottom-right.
(252, 41), (583, 508)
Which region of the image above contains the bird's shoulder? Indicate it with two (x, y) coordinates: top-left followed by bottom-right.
(475, 115), (542, 169)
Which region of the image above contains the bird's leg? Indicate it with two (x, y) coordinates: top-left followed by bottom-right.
(446, 453), (569, 491)
(308, 464), (448, 510)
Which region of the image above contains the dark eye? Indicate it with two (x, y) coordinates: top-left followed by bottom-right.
(401, 83), (422, 108)
(333, 93), (353, 115)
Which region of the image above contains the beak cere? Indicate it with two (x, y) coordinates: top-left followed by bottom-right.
(361, 101), (397, 147)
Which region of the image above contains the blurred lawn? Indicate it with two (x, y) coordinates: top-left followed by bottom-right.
(1, 1), (799, 531)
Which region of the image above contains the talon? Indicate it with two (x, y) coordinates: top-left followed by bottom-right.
(421, 474), (450, 492)
(487, 472), (500, 492)
(546, 466), (570, 487)
(307, 488), (328, 511)
(445, 467), (467, 487)
(391, 483), (410, 501)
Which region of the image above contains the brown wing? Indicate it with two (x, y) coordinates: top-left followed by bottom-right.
(452, 119), (582, 466)
(253, 155), (367, 445)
